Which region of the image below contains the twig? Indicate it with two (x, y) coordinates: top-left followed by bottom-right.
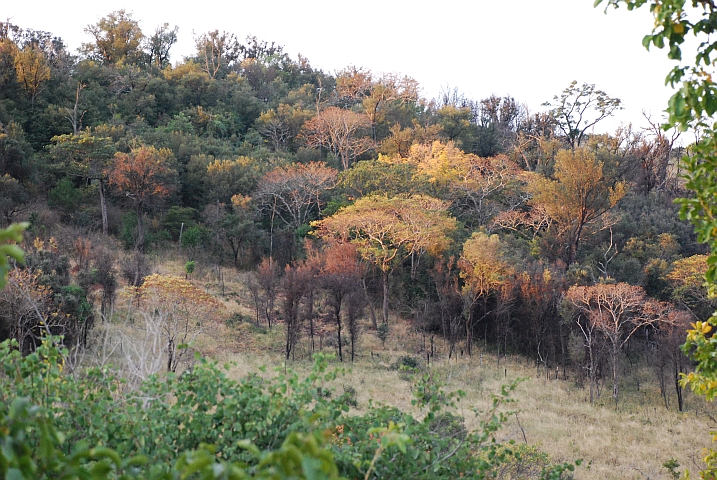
(514, 412), (528, 444)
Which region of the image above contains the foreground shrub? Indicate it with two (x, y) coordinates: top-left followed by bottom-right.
(0, 336), (580, 478)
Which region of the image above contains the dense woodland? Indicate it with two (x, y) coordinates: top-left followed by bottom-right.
(0, 10), (709, 415)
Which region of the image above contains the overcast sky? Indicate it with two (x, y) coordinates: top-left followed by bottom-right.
(6, 0), (677, 132)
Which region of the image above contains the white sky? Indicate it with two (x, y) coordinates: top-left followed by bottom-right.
(6, 0), (677, 132)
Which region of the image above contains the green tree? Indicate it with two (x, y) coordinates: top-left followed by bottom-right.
(47, 133), (116, 235)
(543, 81), (622, 149)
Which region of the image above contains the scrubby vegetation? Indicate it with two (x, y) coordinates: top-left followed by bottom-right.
(1, 8), (717, 478)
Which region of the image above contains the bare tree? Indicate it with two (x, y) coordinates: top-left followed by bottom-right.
(565, 283), (673, 402)
(302, 107), (374, 170)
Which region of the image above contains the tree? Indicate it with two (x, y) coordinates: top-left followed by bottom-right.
(203, 194), (260, 268)
(193, 30), (240, 79)
(82, 10), (144, 66)
(528, 147), (626, 264)
(338, 157), (426, 198)
(595, 0), (717, 414)
(336, 66), (420, 141)
(47, 133), (116, 235)
(205, 156), (262, 209)
(0, 268), (57, 354)
(318, 243), (363, 362)
(459, 233), (513, 357)
(314, 195), (456, 324)
(405, 141), (522, 228)
(109, 146), (177, 252)
(667, 254), (716, 320)
(280, 261), (314, 361)
(253, 257), (281, 328)
(543, 81), (622, 148)
(146, 23), (178, 69)
(565, 283), (671, 402)
(302, 107), (374, 170)
(13, 44), (50, 107)
(256, 162), (337, 233)
(131, 274), (223, 372)
(0, 175), (28, 226)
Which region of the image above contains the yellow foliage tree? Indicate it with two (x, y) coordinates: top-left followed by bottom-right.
(528, 148), (625, 264)
(131, 274), (223, 372)
(459, 233), (513, 356)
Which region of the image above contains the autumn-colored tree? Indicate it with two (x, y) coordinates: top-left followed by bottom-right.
(378, 121), (443, 158)
(132, 274), (223, 373)
(314, 194), (456, 324)
(193, 30), (240, 79)
(0, 268), (56, 354)
(13, 44), (50, 107)
(459, 233), (513, 356)
(109, 146), (177, 252)
(318, 243), (363, 362)
(302, 107), (374, 170)
(280, 261), (314, 361)
(528, 148), (626, 265)
(667, 254), (716, 320)
(405, 141), (523, 227)
(256, 162), (337, 258)
(565, 282), (671, 402)
(336, 66), (419, 141)
(47, 133), (116, 235)
(81, 10), (144, 66)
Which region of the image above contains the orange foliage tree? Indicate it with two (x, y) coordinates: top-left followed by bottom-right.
(314, 195), (456, 325)
(318, 243), (363, 362)
(109, 146), (177, 252)
(527, 148), (625, 264)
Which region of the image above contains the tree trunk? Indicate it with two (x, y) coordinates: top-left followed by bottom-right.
(612, 342), (620, 403)
(136, 208), (145, 253)
(99, 179), (108, 236)
(363, 278), (378, 329)
(382, 270), (389, 325)
(336, 309), (343, 362)
(675, 353), (684, 412)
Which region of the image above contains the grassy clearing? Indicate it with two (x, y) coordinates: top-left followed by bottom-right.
(210, 310), (715, 480)
(103, 271), (716, 479)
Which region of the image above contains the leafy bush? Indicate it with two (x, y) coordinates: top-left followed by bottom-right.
(0, 336), (579, 479)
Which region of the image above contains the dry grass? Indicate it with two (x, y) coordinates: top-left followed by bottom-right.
(205, 308), (716, 480)
(102, 268), (715, 479)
